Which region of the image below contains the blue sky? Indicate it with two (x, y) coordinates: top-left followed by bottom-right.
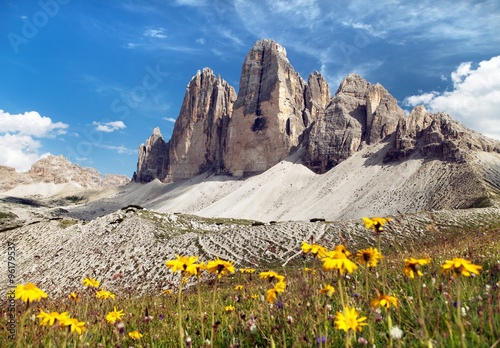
(1, 0), (499, 177)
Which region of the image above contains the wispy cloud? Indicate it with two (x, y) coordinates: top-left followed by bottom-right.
(143, 28), (167, 39)
(95, 143), (136, 155)
(163, 117), (176, 123)
(403, 55), (500, 140)
(93, 121), (126, 133)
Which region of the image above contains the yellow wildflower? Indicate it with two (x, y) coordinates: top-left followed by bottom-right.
(266, 288), (278, 303)
(161, 289), (173, 296)
(205, 257), (235, 278)
(36, 311), (70, 326)
(106, 306), (125, 324)
(356, 247), (383, 267)
(225, 305), (235, 312)
(259, 271), (285, 283)
(322, 254), (358, 274)
(67, 292), (79, 302)
(319, 284), (335, 297)
(239, 268), (256, 274)
(60, 317), (87, 335)
(441, 258), (482, 277)
(234, 285), (244, 291)
(128, 330), (143, 340)
(362, 217), (392, 234)
(301, 241), (327, 258)
(403, 257), (431, 278)
(334, 306), (368, 332)
(165, 255), (201, 277)
(304, 267), (316, 274)
(96, 289), (115, 300)
(82, 277), (100, 288)
(14, 283), (47, 303)
(370, 294), (398, 309)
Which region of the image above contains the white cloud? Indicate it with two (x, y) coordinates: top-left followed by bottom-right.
(93, 121), (126, 133)
(95, 144), (136, 155)
(195, 38), (206, 45)
(163, 117), (176, 123)
(403, 56), (500, 140)
(0, 110), (68, 137)
(403, 92), (439, 106)
(451, 62), (472, 86)
(143, 28), (167, 39)
(0, 110), (68, 172)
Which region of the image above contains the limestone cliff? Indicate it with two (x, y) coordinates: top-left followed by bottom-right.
(132, 128), (169, 183)
(223, 39), (326, 177)
(131, 39), (500, 183)
(168, 68), (236, 180)
(303, 74), (403, 173)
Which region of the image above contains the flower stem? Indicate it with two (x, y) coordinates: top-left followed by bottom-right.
(417, 277), (430, 343)
(197, 279), (206, 344)
(456, 279), (466, 348)
(178, 276), (185, 348)
(387, 311), (393, 348)
(210, 277), (219, 346)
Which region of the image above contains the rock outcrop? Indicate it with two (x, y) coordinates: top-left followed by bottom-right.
(223, 39), (327, 177)
(303, 74), (404, 173)
(133, 128), (169, 183)
(0, 155), (130, 192)
(131, 39), (500, 183)
(168, 68), (236, 180)
(384, 105), (500, 162)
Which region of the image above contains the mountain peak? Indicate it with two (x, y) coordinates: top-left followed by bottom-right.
(132, 39), (500, 182)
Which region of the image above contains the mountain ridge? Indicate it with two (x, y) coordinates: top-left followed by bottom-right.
(133, 39), (500, 184)
(0, 154), (130, 194)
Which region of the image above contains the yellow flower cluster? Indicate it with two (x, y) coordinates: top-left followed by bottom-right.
(37, 310), (87, 335)
(260, 271), (286, 304)
(165, 255), (236, 280)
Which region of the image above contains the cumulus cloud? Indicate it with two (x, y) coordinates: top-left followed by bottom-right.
(403, 56), (500, 140)
(0, 110), (68, 172)
(93, 120), (126, 133)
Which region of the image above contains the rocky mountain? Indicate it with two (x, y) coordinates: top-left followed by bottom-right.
(133, 39), (500, 185)
(126, 39), (500, 220)
(132, 128), (169, 183)
(0, 155), (130, 192)
(169, 68), (236, 180)
(223, 39), (327, 176)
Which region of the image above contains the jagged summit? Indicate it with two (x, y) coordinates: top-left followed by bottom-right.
(132, 39), (500, 205)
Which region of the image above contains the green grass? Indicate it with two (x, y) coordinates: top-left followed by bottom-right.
(1, 222), (500, 347)
(58, 219), (78, 229)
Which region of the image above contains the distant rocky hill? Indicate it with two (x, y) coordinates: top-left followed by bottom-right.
(133, 39), (500, 182)
(0, 155), (129, 192)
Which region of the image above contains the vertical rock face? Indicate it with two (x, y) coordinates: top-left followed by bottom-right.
(304, 74), (404, 173)
(132, 128), (169, 183)
(223, 39), (313, 177)
(168, 68), (236, 180)
(304, 71), (330, 126)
